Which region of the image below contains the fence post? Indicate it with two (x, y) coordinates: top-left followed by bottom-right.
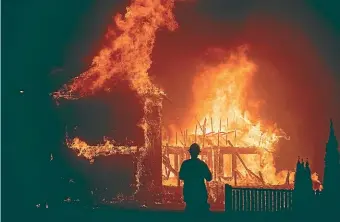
(225, 184), (232, 212)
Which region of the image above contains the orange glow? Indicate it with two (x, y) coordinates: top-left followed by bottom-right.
(67, 137), (138, 163)
(54, 0), (178, 152)
(52, 0), (321, 192)
(311, 172), (323, 190)
(162, 46), (292, 187)
(53, 0), (177, 100)
(53, 0), (179, 192)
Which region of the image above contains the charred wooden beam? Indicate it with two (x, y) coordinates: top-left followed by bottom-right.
(162, 154), (178, 177)
(235, 152), (264, 185)
(232, 153), (237, 186)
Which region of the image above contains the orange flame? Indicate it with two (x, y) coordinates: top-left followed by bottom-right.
(66, 137), (138, 163)
(54, 0), (180, 193)
(311, 172), (323, 191)
(54, 0), (179, 152)
(53, 0), (177, 100)
(53, 0), (313, 190)
(163, 46), (291, 187)
(190, 46), (288, 149)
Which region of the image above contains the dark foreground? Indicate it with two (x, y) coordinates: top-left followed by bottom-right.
(11, 205), (332, 222)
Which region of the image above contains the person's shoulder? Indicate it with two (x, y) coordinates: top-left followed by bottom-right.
(199, 159), (208, 166)
(182, 159), (190, 165)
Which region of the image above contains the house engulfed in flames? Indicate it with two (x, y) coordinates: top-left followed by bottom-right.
(61, 46), (294, 191)
(161, 46), (292, 189)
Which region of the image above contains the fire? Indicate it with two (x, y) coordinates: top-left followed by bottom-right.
(53, 0), (178, 156)
(311, 172), (323, 190)
(163, 46), (291, 187)
(53, 0), (180, 193)
(67, 137), (138, 163)
(53, 0), (317, 192)
(53, 0), (177, 100)
(188, 46), (286, 150)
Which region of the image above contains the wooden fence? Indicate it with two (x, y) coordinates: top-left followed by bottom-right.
(225, 185), (322, 212)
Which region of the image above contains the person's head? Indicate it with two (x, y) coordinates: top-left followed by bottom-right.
(188, 143), (201, 158)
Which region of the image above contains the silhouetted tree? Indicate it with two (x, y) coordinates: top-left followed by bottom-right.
(293, 157), (314, 212)
(304, 160), (313, 192)
(293, 157), (304, 211)
(304, 159), (314, 208)
(294, 157), (303, 191)
(323, 119), (340, 212)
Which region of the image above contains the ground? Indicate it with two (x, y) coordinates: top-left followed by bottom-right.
(15, 205), (327, 222)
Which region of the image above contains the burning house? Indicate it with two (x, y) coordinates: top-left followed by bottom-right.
(52, 0), (177, 195)
(161, 45), (292, 189)
(51, 0), (303, 205)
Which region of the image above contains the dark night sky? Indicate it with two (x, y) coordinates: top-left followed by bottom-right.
(2, 0), (340, 211)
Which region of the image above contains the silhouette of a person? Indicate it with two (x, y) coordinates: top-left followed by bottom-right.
(179, 143), (212, 213)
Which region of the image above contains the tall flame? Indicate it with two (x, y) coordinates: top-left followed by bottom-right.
(54, 0), (180, 192)
(54, 0), (177, 100)
(54, 0), (178, 148)
(164, 46), (291, 186)
(190, 46), (286, 150)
